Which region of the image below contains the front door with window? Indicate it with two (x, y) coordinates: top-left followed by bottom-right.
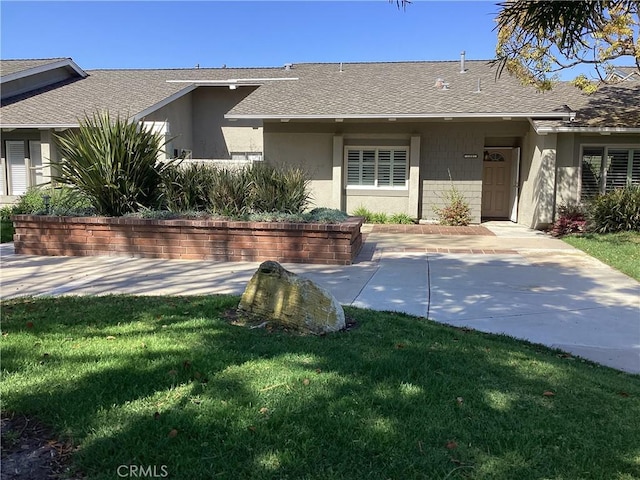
(482, 150), (512, 219)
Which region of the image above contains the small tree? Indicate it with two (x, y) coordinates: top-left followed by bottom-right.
(53, 112), (175, 216)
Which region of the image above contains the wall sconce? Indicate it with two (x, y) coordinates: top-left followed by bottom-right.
(483, 150), (491, 161)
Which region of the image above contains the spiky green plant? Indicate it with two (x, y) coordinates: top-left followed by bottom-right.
(249, 163), (311, 214)
(53, 112), (174, 216)
(588, 186), (640, 233)
(161, 162), (219, 212)
(351, 206), (374, 223)
(208, 167), (253, 217)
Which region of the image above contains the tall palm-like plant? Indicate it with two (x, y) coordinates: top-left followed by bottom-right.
(53, 112), (174, 216)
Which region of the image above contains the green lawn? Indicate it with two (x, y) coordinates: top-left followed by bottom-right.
(1, 220), (14, 243)
(563, 231), (640, 281)
(1, 295), (639, 480)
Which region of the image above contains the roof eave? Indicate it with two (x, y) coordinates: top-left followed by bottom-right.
(225, 112), (573, 121)
(0, 58), (88, 83)
(0, 123), (80, 129)
(534, 125), (640, 134)
(131, 85), (198, 121)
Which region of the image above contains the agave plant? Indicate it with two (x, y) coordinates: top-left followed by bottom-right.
(52, 111), (175, 216)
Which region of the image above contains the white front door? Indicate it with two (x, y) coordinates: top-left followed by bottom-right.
(482, 150), (512, 219)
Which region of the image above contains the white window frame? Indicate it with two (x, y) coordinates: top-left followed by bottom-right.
(580, 144), (640, 201)
(344, 146), (409, 190)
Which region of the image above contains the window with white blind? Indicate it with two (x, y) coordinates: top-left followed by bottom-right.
(6, 141), (28, 196)
(346, 147), (408, 189)
(2, 140), (42, 196)
(581, 146), (640, 201)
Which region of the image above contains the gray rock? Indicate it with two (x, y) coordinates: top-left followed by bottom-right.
(237, 261), (345, 334)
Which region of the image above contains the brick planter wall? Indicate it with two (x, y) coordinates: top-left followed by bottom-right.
(12, 215), (364, 265)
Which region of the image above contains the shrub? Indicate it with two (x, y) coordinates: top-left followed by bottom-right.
(248, 163), (311, 214)
(551, 203), (587, 237)
(432, 186), (472, 226)
(587, 186), (640, 233)
(0, 205), (16, 221)
(161, 162), (218, 212)
(370, 212), (389, 224)
(207, 167), (253, 217)
(10, 186), (93, 216)
(159, 162), (312, 217)
(53, 111), (176, 216)
(351, 206), (373, 223)
(306, 208), (349, 223)
(388, 213), (416, 225)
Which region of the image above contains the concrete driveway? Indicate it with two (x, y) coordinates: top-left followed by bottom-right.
(1, 222), (638, 373)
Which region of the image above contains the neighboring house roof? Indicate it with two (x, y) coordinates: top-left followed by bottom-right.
(533, 83), (640, 133)
(606, 66), (639, 82)
(1, 58), (638, 132)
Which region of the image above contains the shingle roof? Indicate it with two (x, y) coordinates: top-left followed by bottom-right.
(228, 61), (576, 118)
(0, 58), (70, 78)
(0, 66), (294, 126)
(1, 59), (638, 129)
(533, 82), (640, 131)
(227, 61), (640, 129)
(609, 66), (639, 81)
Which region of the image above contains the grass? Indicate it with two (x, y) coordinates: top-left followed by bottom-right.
(1, 295), (639, 480)
(563, 231), (640, 281)
(1, 220), (14, 243)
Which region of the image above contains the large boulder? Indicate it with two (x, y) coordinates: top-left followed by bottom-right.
(237, 261), (345, 334)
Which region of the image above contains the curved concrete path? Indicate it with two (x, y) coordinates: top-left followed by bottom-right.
(1, 221), (638, 374)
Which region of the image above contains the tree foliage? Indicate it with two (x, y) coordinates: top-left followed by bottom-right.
(493, 1), (640, 91)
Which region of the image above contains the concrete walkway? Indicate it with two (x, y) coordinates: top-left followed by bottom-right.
(1, 221), (639, 374)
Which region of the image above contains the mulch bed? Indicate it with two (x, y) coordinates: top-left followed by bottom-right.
(1, 412), (83, 480)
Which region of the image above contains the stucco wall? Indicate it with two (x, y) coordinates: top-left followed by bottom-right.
(519, 129), (557, 229)
(555, 133), (580, 208)
(191, 87), (262, 159)
(264, 131), (334, 210)
(264, 122), (419, 214)
(264, 120), (530, 219)
(143, 92), (193, 158)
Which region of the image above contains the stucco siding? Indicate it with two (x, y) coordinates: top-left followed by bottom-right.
(264, 120), (533, 219)
(519, 129), (557, 229)
(346, 194), (409, 215)
(144, 92), (193, 158)
(555, 133), (580, 208)
(264, 131), (334, 210)
(191, 87), (262, 159)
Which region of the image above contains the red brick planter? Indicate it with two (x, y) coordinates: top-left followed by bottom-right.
(11, 215), (364, 265)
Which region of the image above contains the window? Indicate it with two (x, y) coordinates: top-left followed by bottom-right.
(581, 146), (640, 201)
(231, 152), (263, 161)
(2, 140), (42, 196)
(346, 147), (408, 188)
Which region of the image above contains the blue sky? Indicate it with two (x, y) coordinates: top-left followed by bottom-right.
(1, 1), (503, 69)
